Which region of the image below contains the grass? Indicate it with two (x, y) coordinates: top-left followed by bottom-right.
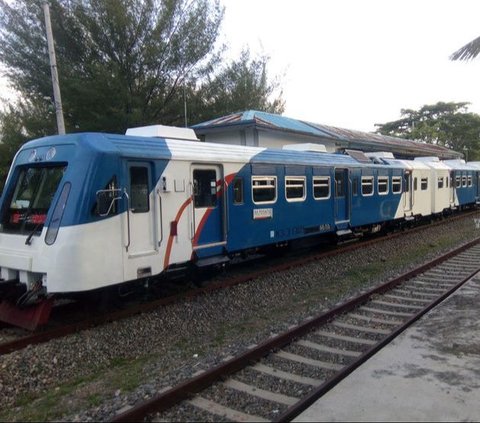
(2, 217), (478, 421)
(0, 356), (151, 422)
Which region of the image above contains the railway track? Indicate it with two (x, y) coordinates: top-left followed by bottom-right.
(0, 209), (478, 357)
(111, 237), (480, 422)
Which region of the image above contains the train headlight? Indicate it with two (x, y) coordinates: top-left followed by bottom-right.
(46, 147), (56, 160)
(28, 149), (37, 162)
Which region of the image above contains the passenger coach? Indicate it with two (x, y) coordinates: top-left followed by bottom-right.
(0, 125), (477, 328)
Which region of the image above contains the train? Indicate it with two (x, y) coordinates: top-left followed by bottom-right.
(0, 124), (478, 329)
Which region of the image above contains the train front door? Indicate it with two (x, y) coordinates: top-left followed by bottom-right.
(334, 168), (350, 227)
(191, 165), (225, 256)
(125, 162), (156, 258)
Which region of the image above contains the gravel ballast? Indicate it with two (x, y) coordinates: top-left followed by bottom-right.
(0, 213), (479, 421)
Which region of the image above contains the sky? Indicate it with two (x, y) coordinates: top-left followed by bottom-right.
(1, 0), (480, 133)
(218, 0), (480, 132)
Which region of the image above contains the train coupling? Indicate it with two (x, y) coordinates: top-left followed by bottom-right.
(0, 297), (54, 331)
(0, 280), (53, 331)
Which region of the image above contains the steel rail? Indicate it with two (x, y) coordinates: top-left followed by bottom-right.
(0, 210), (477, 356)
(111, 237), (480, 422)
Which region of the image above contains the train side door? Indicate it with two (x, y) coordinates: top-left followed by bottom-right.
(449, 171), (456, 205)
(404, 171), (413, 213)
(191, 165), (225, 254)
(477, 171), (480, 199)
(126, 163), (156, 258)
(334, 168), (350, 226)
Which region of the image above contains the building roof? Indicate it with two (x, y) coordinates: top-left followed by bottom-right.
(192, 110), (462, 160)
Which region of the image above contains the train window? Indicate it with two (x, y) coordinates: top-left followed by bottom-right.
(313, 177), (330, 199)
(462, 175), (467, 187)
(233, 178), (244, 204)
(404, 175), (410, 192)
(285, 177), (306, 202)
(437, 177), (444, 189)
(392, 177), (402, 194)
(455, 176), (461, 188)
(446, 177), (449, 188)
(335, 170), (345, 198)
(130, 167), (149, 213)
(352, 177), (358, 196)
(45, 183), (71, 245)
(2, 165), (66, 235)
(193, 169), (217, 208)
(421, 178), (428, 191)
(414, 177), (418, 191)
(94, 177), (118, 216)
(252, 176), (277, 204)
(468, 175), (472, 187)
(361, 177), (374, 196)
(378, 177), (389, 195)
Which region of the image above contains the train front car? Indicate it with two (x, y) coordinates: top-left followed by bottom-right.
(0, 133), (127, 329)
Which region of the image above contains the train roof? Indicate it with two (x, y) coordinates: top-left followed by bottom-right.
(19, 132), (406, 169)
(467, 161), (480, 170)
(380, 158), (431, 170)
(413, 157), (451, 170)
(443, 159), (477, 171)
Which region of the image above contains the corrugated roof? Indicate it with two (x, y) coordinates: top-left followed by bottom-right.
(194, 110), (336, 139)
(192, 110), (462, 159)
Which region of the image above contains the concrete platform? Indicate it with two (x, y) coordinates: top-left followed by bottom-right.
(294, 275), (480, 422)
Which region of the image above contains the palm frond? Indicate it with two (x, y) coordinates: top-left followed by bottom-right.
(450, 35), (480, 61)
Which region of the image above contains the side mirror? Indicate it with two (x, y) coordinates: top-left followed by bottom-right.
(96, 189), (122, 217)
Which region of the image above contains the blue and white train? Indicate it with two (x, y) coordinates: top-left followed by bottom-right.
(0, 125), (478, 327)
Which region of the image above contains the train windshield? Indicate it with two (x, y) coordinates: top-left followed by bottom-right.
(1, 165), (67, 235)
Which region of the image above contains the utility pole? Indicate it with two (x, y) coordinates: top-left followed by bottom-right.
(183, 81), (188, 128)
(43, 2), (66, 135)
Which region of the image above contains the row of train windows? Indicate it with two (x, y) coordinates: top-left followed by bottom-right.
(454, 175), (473, 188)
(117, 168), (476, 215)
(434, 175), (473, 189)
(233, 174), (475, 206)
(233, 176), (404, 205)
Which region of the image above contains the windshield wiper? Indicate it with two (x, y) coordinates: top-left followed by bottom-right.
(25, 223), (41, 245)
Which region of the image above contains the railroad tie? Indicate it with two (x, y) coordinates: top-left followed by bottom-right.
(313, 330), (377, 346)
(331, 321), (391, 335)
(275, 350), (345, 370)
(358, 306), (412, 318)
(296, 339), (361, 357)
(383, 294), (432, 303)
(187, 396), (268, 422)
(251, 362), (322, 387)
(347, 313), (402, 326)
(393, 289), (438, 298)
(223, 379), (299, 406)
(401, 284), (446, 293)
(370, 300), (423, 310)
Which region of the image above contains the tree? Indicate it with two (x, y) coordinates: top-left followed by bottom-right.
(191, 50), (285, 123)
(0, 0), (285, 188)
(375, 102), (480, 160)
(0, 0), (225, 132)
(0, 100), (57, 191)
(450, 36), (480, 61)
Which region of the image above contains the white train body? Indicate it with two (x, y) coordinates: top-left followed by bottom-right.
(0, 128), (478, 305)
